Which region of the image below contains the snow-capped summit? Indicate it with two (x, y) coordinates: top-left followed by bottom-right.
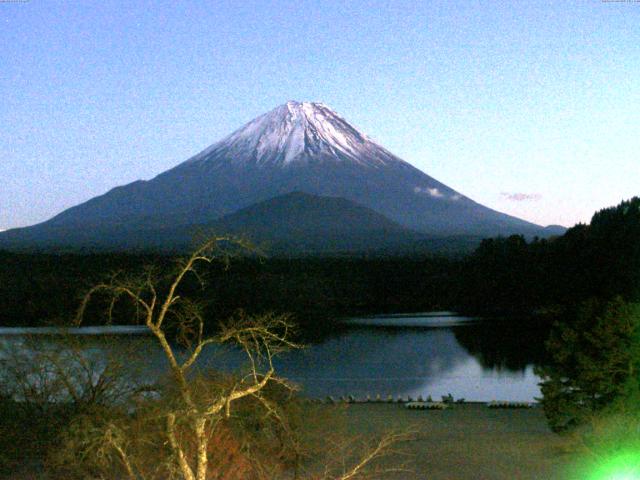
(0, 101), (548, 251)
(186, 101), (402, 168)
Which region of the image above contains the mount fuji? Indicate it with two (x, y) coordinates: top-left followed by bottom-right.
(1, 101), (554, 252)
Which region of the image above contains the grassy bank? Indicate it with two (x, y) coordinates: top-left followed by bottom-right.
(331, 403), (574, 480)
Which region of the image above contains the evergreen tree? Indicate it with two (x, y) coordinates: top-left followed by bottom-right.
(536, 297), (640, 432)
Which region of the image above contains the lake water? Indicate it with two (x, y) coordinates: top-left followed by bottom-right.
(0, 313), (546, 402)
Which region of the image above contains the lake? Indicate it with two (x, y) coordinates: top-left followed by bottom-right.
(0, 313), (547, 402)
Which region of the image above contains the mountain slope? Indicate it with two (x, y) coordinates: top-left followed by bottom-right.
(0, 193), (422, 253)
(209, 191), (423, 253)
(1, 101), (548, 251)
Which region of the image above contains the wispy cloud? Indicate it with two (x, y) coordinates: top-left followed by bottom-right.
(427, 187), (443, 198)
(501, 192), (542, 202)
(414, 186), (444, 198)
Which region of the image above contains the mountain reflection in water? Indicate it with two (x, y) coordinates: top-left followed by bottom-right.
(291, 313), (548, 401)
(0, 314), (549, 402)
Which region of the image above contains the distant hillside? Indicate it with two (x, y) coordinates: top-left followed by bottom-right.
(207, 192), (423, 254)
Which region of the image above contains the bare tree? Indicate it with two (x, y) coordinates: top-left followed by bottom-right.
(292, 403), (415, 480)
(76, 237), (299, 480)
(75, 237), (413, 480)
(0, 334), (142, 414)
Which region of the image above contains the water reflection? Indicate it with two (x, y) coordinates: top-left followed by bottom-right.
(453, 320), (550, 372)
(274, 328), (468, 398)
(270, 323), (543, 401)
(0, 314), (548, 402)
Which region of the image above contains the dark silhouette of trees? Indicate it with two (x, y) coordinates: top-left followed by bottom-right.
(459, 197), (640, 315)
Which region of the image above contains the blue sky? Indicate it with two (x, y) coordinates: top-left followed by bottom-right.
(1, 0), (639, 230)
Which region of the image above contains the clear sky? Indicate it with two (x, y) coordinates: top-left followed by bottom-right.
(1, 0), (639, 230)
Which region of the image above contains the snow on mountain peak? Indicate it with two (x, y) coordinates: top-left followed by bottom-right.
(186, 101), (402, 168)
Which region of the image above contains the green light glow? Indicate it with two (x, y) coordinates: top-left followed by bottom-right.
(584, 452), (640, 480)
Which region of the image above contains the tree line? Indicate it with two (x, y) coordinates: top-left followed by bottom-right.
(459, 196), (640, 316)
(2, 198), (639, 334)
(0, 251), (459, 340)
